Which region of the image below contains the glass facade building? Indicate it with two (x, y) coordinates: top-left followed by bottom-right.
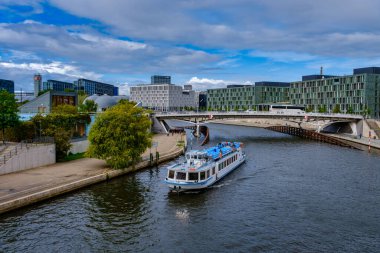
(207, 82), (290, 110)
(151, 75), (171, 84)
(75, 79), (115, 96)
(43, 80), (74, 92)
(0, 79), (14, 94)
(113, 86), (119, 96)
(290, 68), (380, 117)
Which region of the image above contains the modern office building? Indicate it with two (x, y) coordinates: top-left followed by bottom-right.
(34, 74), (42, 97)
(43, 80), (74, 92)
(207, 82), (290, 110)
(195, 91), (207, 110)
(0, 79), (14, 94)
(75, 79), (115, 96)
(151, 75), (171, 84)
(255, 82), (290, 105)
(290, 67), (380, 117)
(113, 86), (119, 96)
(19, 91), (77, 114)
(40, 78), (117, 96)
(130, 81), (196, 111)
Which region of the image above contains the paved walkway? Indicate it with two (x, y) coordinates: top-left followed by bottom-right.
(0, 133), (184, 206)
(329, 134), (380, 149)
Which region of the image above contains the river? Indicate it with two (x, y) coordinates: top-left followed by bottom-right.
(1, 123), (380, 252)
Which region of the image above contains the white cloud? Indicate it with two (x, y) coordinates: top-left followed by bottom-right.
(251, 51), (318, 63)
(0, 61), (101, 79)
(187, 77), (252, 90)
(0, 21), (219, 88)
(47, 0), (380, 56)
(72, 33), (147, 51)
(116, 83), (130, 96)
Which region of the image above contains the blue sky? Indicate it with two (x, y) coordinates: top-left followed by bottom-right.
(1, 0), (380, 94)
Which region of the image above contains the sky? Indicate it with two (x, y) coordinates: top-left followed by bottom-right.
(1, 0), (380, 95)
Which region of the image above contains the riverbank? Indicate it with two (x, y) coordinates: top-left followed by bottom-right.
(0, 133), (186, 215)
(211, 119), (380, 154)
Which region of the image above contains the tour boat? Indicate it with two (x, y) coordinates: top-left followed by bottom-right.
(164, 142), (246, 192)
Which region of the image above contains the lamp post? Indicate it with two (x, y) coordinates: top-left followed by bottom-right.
(197, 98), (204, 114)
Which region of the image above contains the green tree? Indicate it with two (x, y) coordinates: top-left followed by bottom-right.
(318, 105), (327, 113)
(18, 99), (30, 105)
(79, 99), (98, 113)
(362, 105), (371, 118)
(38, 89), (51, 96)
(306, 106), (313, 113)
(332, 104), (341, 113)
(52, 104), (78, 114)
(87, 100), (152, 169)
(32, 105), (90, 160)
(77, 91), (88, 105)
(347, 105), (354, 114)
(0, 90), (19, 143)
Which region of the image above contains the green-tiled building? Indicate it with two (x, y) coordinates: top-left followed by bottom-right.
(207, 82), (290, 110)
(290, 67), (380, 117)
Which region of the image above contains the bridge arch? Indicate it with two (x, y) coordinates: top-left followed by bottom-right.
(320, 121), (357, 135)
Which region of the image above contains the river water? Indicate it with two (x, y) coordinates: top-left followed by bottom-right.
(1, 123), (380, 252)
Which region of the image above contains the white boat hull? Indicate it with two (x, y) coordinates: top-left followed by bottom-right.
(165, 155), (245, 192)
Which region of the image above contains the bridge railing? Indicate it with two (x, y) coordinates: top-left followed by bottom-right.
(155, 111), (363, 120)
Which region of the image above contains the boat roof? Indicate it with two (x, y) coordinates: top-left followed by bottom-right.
(186, 142), (242, 161)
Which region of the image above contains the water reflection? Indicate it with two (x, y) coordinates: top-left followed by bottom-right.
(1, 123), (380, 252)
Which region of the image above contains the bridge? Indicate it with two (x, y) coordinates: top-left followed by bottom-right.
(152, 111), (365, 142)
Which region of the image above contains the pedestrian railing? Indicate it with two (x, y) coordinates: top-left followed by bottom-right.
(0, 138), (55, 167)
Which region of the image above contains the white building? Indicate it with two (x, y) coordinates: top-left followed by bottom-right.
(130, 83), (197, 111)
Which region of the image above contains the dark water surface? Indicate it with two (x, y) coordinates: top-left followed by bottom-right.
(1, 124), (380, 252)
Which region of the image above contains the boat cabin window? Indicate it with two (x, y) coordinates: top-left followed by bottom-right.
(206, 170), (210, 178)
(200, 171), (206, 180)
(176, 172), (186, 180)
(212, 167), (215, 175)
(188, 172), (199, 181)
(168, 170), (175, 179)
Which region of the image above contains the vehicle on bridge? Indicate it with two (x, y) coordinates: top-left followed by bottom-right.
(269, 104), (305, 114)
(164, 142), (245, 192)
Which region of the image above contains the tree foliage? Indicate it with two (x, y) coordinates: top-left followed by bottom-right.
(362, 105), (371, 118)
(32, 105), (90, 160)
(79, 99), (98, 113)
(87, 100), (152, 169)
(77, 91), (88, 106)
(318, 105), (327, 113)
(0, 90), (19, 143)
(305, 106), (314, 113)
(0, 121), (35, 142)
(52, 104), (78, 114)
(347, 105), (354, 114)
(38, 89), (51, 96)
(332, 104), (341, 113)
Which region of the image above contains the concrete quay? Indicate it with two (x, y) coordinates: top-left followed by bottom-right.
(0, 133), (186, 215)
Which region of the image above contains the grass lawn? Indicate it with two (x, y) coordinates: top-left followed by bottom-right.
(61, 152), (85, 162)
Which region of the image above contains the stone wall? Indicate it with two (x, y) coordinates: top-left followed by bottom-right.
(69, 139), (89, 154)
(0, 144), (56, 175)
